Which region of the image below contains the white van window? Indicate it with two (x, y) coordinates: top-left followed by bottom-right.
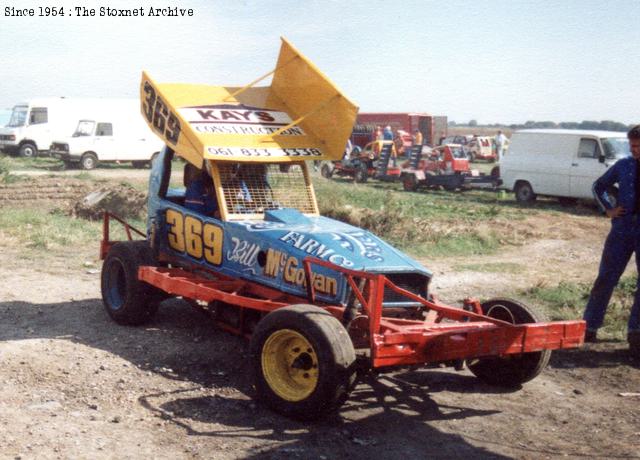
(73, 120), (95, 137)
(96, 123), (113, 136)
(602, 137), (630, 159)
(29, 107), (48, 125)
(578, 138), (601, 159)
(7, 106), (27, 127)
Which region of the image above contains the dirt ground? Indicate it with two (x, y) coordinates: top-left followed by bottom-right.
(1, 173), (639, 459)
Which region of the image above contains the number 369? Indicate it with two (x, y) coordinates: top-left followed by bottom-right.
(166, 209), (223, 265)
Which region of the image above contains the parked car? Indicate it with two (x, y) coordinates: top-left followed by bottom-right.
(467, 136), (496, 162)
(501, 129), (629, 203)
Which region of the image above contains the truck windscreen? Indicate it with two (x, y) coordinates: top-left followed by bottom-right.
(7, 106), (27, 127)
(602, 137), (630, 159)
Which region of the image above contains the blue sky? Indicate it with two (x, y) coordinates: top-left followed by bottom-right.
(0, 0), (638, 124)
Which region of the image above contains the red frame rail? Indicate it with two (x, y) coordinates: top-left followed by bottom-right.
(302, 257), (585, 367)
(100, 212), (146, 260)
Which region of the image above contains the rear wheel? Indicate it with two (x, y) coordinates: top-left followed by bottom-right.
(19, 143), (37, 158)
(402, 174), (418, 192)
(467, 298), (551, 387)
(514, 181), (536, 203)
(101, 241), (161, 325)
(320, 163), (333, 179)
(354, 164), (368, 183)
(80, 152), (98, 170)
(250, 304), (356, 420)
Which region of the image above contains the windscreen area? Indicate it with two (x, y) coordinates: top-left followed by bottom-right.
(7, 106), (27, 127)
(602, 137), (629, 159)
(215, 161), (318, 218)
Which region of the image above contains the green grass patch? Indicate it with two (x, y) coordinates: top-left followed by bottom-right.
(521, 278), (635, 340)
(314, 178), (521, 257)
(313, 177), (524, 221)
(0, 208), (145, 253)
(0, 154), (63, 171)
(453, 262), (522, 273)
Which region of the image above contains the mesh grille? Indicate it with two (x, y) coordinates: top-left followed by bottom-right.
(216, 162), (317, 217)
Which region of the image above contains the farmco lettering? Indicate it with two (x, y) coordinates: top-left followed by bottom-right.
(279, 231), (354, 267)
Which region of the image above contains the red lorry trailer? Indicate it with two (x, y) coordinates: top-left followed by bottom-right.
(352, 112), (448, 149)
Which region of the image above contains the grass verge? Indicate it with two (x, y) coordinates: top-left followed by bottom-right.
(521, 278), (635, 340)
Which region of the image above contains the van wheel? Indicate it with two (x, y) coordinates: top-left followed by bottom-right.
(515, 181), (536, 203)
(19, 143), (38, 158)
(80, 153), (98, 170)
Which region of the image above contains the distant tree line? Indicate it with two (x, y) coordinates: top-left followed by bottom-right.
(449, 119), (631, 132)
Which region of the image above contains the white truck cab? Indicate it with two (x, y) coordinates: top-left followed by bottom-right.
(501, 129), (629, 203)
(0, 98), (91, 157)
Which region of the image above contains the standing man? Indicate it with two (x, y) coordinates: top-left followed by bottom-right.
(494, 130), (508, 161)
(413, 129), (423, 146)
(583, 125), (640, 357)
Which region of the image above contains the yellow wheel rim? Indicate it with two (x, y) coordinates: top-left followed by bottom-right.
(261, 329), (319, 402)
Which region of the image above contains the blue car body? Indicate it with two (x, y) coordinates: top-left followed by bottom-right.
(147, 148), (432, 306)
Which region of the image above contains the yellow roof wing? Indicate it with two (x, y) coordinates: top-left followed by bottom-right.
(140, 38), (358, 164)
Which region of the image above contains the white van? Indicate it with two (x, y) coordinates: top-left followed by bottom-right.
(0, 98), (94, 157)
(501, 129), (629, 203)
(0, 98), (136, 158)
(50, 109), (164, 170)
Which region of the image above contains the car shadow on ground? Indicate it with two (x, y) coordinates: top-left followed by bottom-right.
(1, 298), (519, 459)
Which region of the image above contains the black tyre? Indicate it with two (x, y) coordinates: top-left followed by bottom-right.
(250, 304), (356, 420)
(402, 174), (418, 192)
(467, 298), (551, 387)
(354, 164), (368, 183)
(131, 161), (147, 169)
(101, 241), (161, 325)
(80, 152), (98, 170)
(320, 163), (333, 179)
(514, 181), (536, 203)
(19, 143), (38, 158)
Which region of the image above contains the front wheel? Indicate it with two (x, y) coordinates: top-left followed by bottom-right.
(467, 298), (551, 387)
(80, 152), (98, 170)
(19, 143), (38, 158)
(354, 164), (368, 183)
(402, 174), (418, 192)
(320, 163), (333, 179)
(514, 181), (536, 203)
(250, 304), (356, 420)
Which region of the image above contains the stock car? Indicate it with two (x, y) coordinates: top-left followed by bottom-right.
(99, 38), (585, 420)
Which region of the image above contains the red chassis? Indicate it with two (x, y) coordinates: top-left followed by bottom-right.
(102, 213), (585, 370)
